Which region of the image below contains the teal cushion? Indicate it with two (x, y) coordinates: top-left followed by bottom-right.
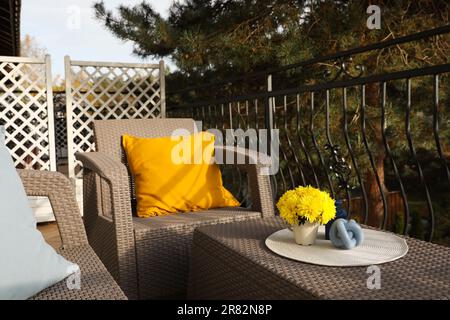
(0, 127), (79, 299)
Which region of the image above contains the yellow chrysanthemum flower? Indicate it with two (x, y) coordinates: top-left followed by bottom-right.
(276, 186), (336, 225)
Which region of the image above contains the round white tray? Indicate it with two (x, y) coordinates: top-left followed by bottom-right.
(265, 226), (408, 267)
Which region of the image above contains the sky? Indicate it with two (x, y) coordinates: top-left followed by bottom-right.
(21, 0), (174, 79)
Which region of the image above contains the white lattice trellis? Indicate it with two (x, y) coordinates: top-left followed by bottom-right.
(65, 57), (166, 178)
(0, 55), (56, 171)
(54, 92), (68, 160)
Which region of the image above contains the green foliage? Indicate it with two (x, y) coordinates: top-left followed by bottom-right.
(94, 0), (449, 77)
(410, 209), (425, 240)
(393, 211), (405, 235)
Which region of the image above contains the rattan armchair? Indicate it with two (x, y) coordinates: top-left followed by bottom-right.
(18, 170), (127, 300)
(75, 118), (274, 299)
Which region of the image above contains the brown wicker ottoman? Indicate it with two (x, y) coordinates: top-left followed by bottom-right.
(187, 218), (450, 300)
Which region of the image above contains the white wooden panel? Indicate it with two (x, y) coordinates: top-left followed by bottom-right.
(30, 181), (83, 223)
(29, 196), (55, 223)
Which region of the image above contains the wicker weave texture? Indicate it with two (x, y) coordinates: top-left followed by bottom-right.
(79, 160), (138, 299)
(31, 245), (127, 300)
(134, 208), (261, 299)
(94, 118), (197, 162)
(18, 170), (126, 300)
(188, 218), (450, 300)
(76, 118), (275, 299)
(18, 170), (88, 247)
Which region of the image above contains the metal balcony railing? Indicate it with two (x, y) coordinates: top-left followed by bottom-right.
(168, 25), (450, 244)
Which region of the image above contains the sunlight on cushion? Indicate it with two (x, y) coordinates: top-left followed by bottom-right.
(122, 132), (239, 218)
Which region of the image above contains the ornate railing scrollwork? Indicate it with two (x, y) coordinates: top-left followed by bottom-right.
(323, 56), (365, 82)
(325, 143), (354, 193)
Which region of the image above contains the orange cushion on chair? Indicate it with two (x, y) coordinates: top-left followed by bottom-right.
(122, 132), (239, 218)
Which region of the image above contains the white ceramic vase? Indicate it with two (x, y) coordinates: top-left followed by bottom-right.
(292, 221), (320, 245)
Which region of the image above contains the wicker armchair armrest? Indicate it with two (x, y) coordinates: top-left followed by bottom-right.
(75, 152), (133, 222)
(75, 152), (138, 298)
(214, 145), (272, 169)
(76, 152), (128, 183)
(18, 170), (88, 248)
(214, 146), (275, 217)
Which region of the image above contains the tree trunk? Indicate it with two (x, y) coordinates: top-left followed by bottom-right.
(365, 149), (387, 227)
(365, 82), (388, 228)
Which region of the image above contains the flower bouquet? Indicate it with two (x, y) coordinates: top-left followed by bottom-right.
(276, 186), (336, 245)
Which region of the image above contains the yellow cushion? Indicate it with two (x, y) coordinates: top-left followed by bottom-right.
(122, 132), (239, 217)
